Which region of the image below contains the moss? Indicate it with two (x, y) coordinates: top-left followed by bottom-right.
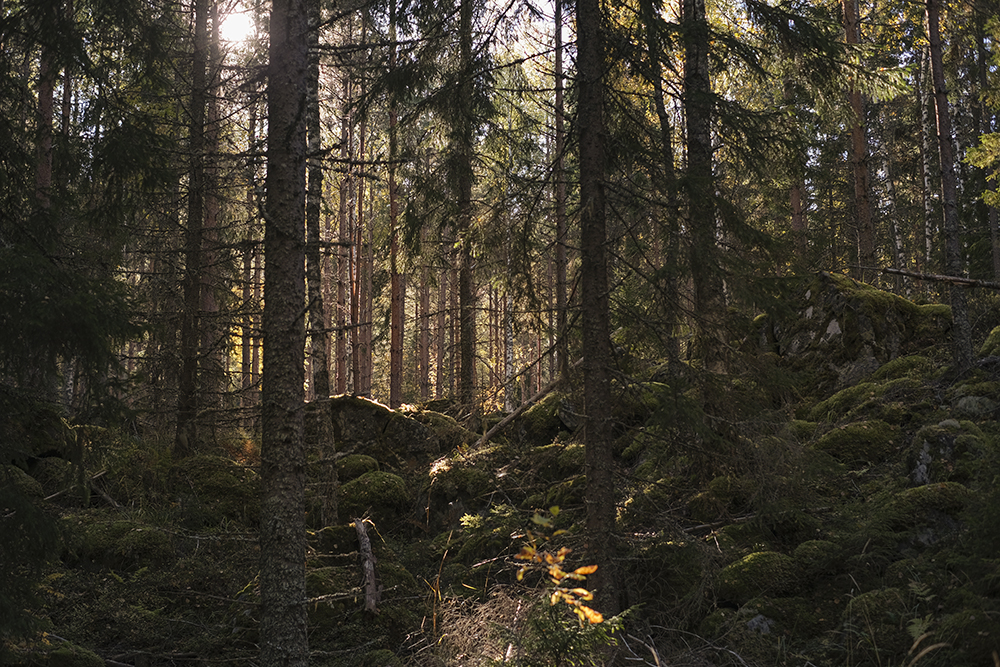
(979, 325), (1000, 356)
(870, 355), (938, 382)
(46, 643), (104, 667)
(808, 377), (925, 423)
(339, 471), (410, 524)
(337, 454), (379, 482)
(429, 463), (494, 502)
(716, 551), (801, 604)
(781, 420), (818, 441)
(812, 420), (900, 467)
(72, 518), (174, 570)
(359, 649), (404, 667)
(881, 482), (974, 530)
(167, 455), (259, 526)
(793, 540), (841, 576)
(841, 588), (912, 659)
(405, 409), (476, 450)
(4, 464), (44, 498)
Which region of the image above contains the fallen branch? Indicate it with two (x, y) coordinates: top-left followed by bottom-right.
(354, 518), (379, 612)
(475, 358), (582, 449)
(854, 266), (1000, 290)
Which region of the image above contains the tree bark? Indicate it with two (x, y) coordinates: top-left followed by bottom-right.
(684, 0), (727, 373)
(577, 0), (620, 618)
(927, 0), (972, 371)
(456, 0), (477, 410)
(842, 0), (875, 282)
(305, 0), (329, 399)
(553, 0), (570, 386)
(260, 0), (309, 662)
(175, 0), (210, 457)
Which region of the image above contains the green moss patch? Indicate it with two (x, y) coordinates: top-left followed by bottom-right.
(717, 551), (801, 604)
(812, 420), (900, 467)
(339, 471), (410, 525)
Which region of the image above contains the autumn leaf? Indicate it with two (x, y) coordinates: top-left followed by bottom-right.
(572, 564), (598, 575)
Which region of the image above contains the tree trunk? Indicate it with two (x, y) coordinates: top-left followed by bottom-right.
(336, 77), (350, 394)
(305, 0), (329, 399)
(684, 0), (727, 373)
(259, 0), (309, 662)
(577, 0), (620, 618)
(927, 0), (972, 371)
(456, 0), (477, 410)
(918, 48), (936, 274)
(842, 0), (875, 282)
(553, 0), (570, 386)
(175, 0), (210, 457)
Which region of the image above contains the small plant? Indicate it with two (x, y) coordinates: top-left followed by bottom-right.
(514, 507), (603, 626)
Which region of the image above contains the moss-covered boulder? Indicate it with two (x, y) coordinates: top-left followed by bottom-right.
(339, 471), (411, 525)
(504, 391), (576, 446)
(321, 395), (440, 465)
(338, 454), (380, 483)
(839, 588), (913, 660)
(716, 551), (801, 604)
(404, 409), (477, 450)
(4, 463), (44, 499)
(792, 539), (842, 577)
(907, 420), (992, 485)
(167, 454), (259, 527)
(43, 642), (105, 667)
(759, 273), (950, 397)
(812, 420), (900, 467)
(70, 518), (174, 570)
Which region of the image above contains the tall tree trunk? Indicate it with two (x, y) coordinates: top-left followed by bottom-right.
(260, 0), (309, 662)
(176, 0), (210, 457)
(881, 105), (905, 291)
(553, 0), (570, 386)
(305, 0), (329, 399)
(927, 0), (972, 371)
(35, 35), (54, 209)
(918, 49), (936, 274)
(388, 0), (404, 408)
(577, 0), (620, 618)
(336, 77), (350, 394)
(456, 0), (477, 409)
(242, 98), (258, 427)
(842, 0), (875, 281)
(684, 0), (727, 373)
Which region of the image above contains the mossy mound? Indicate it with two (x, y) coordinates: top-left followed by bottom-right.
(506, 391), (574, 446)
(324, 395), (440, 464)
(338, 454), (379, 482)
(404, 408), (476, 450)
(812, 420), (900, 467)
(4, 463), (44, 498)
(979, 325), (1000, 356)
(716, 551), (801, 605)
(906, 420), (993, 485)
(167, 454), (259, 527)
(339, 471), (411, 525)
(792, 539), (842, 577)
(839, 587), (913, 660)
(68, 516), (174, 570)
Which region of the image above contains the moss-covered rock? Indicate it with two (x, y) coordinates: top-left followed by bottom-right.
(717, 551), (801, 604)
(792, 539), (842, 577)
(71, 518), (174, 570)
(812, 420), (900, 467)
(907, 420), (992, 485)
(4, 463), (44, 499)
(339, 471), (410, 525)
(404, 409), (476, 450)
(338, 454), (380, 483)
(979, 325), (1000, 357)
(323, 395), (440, 465)
(879, 481), (974, 533)
(840, 588), (912, 660)
(167, 454), (259, 527)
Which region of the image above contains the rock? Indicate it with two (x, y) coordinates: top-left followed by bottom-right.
(717, 551), (801, 605)
(316, 395), (440, 465)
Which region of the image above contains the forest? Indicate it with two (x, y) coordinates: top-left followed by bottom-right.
(2, 0), (1000, 664)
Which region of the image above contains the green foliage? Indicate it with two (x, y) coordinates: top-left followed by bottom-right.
(716, 551), (802, 605)
(0, 468), (63, 656)
(812, 420), (901, 467)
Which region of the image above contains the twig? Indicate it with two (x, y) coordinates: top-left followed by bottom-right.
(354, 518), (379, 612)
(853, 266), (1000, 290)
(475, 358), (582, 449)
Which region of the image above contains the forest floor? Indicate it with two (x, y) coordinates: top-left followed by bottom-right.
(6, 272), (1000, 667)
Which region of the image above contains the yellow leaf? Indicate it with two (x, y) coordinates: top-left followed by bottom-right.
(556, 547), (572, 559)
(579, 604), (604, 624)
(570, 588), (593, 600)
(515, 546), (536, 561)
(572, 564), (598, 575)
(516, 567), (526, 581)
(549, 506), (560, 517)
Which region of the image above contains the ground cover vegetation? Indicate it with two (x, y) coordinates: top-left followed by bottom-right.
(2, 0), (1000, 664)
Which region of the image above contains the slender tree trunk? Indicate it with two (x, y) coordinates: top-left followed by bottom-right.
(336, 78), (350, 394)
(436, 258), (448, 399)
(918, 49), (936, 274)
(553, 0), (570, 386)
(305, 0), (329, 399)
(35, 36), (54, 209)
(880, 105), (905, 291)
(176, 0), (210, 457)
(684, 0), (727, 373)
(577, 0), (620, 618)
(260, 0), (309, 662)
(242, 99), (258, 426)
(927, 0), (972, 371)
(842, 0), (875, 281)
(456, 0), (477, 409)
